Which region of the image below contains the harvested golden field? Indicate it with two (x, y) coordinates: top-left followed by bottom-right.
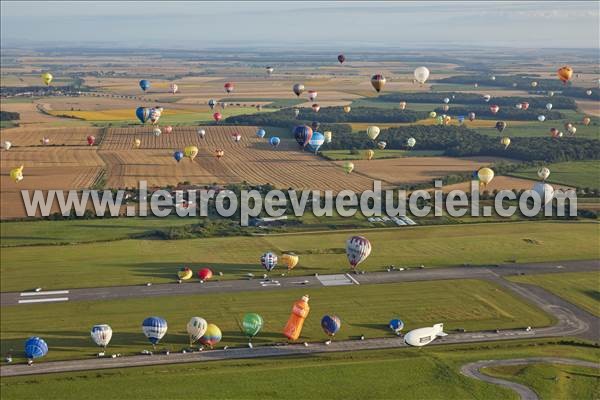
(0, 126), (102, 147)
(440, 176), (573, 193)
(576, 100), (600, 117)
(0, 101), (90, 128)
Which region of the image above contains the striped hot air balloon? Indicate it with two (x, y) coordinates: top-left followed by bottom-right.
(142, 317), (167, 346)
(261, 252), (278, 272)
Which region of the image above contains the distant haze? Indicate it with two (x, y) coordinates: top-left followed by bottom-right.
(1, 1), (599, 50)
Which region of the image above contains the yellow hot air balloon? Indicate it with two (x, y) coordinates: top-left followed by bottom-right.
(342, 161), (354, 174)
(429, 111), (437, 118)
(10, 165), (24, 183)
(41, 73), (53, 86)
(501, 137), (511, 149)
(366, 126), (380, 140)
(184, 145), (199, 161)
(281, 253), (299, 271)
(323, 131), (332, 143)
(177, 267), (193, 280)
(477, 167), (494, 187)
(134, 138), (141, 148)
(557, 66), (573, 84)
(365, 149), (375, 160)
(343, 106), (351, 113)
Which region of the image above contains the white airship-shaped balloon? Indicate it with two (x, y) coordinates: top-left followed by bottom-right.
(404, 323), (447, 347)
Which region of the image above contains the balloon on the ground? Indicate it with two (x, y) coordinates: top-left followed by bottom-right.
(177, 267), (192, 280)
(41, 72), (53, 86)
(414, 66), (430, 84)
(283, 295), (310, 341)
(25, 337), (48, 359)
(370, 74), (386, 92)
(346, 235), (371, 270)
(366, 126), (380, 140)
(187, 317), (208, 344)
(91, 324), (113, 348)
(537, 167), (550, 181)
(269, 136), (281, 148)
(281, 253), (299, 271)
(142, 317), (167, 345)
(198, 268), (213, 281)
(10, 165), (24, 183)
(242, 313), (263, 339)
(256, 128), (266, 138)
(477, 167), (494, 186)
(199, 324), (222, 347)
(389, 319), (404, 334)
(342, 161), (354, 174)
(139, 79), (150, 92)
(261, 252), (278, 272)
(321, 315), (341, 337)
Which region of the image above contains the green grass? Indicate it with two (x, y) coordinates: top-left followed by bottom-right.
(1, 341), (597, 399)
(508, 272), (600, 317)
(221, 98), (305, 108)
(0, 120), (19, 128)
(0, 279), (553, 362)
(508, 160), (600, 189)
(482, 363), (600, 400)
(1, 221), (598, 291)
(475, 121), (599, 139)
(320, 149), (444, 160)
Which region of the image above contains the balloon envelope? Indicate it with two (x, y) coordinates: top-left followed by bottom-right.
(199, 324), (222, 347)
(293, 125), (313, 147)
(366, 126), (380, 140)
(24, 337), (48, 359)
(184, 146), (198, 161)
(389, 319), (404, 333)
(242, 313), (263, 338)
(532, 182), (554, 205)
(346, 236), (371, 269)
(174, 151), (184, 162)
(477, 168), (495, 186)
(293, 83), (305, 97)
(370, 74), (386, 92)
(307, 131), (325, 153)
(256, 128), (266, 138)
(198, 268), (213, 281)
(177, 267), (192, 280)
(270, 136), (281, 148)
(414, 66), (430, 84)
(281, 253), (299, 270)
(261, 252), (277, 272)
(187, 317), (208, 343)
(41, 73), (53, 86)
(537, 167), (550, 181)
(91, 324), (113, 348)
(321, 315), (341, 336)
(342, 161), (354, 174)
(142, 317), (168, 345)
(139, 79), (150, 91)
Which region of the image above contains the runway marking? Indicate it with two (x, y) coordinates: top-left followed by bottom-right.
(18, 297), (69, 304)
(316, 274), (354, 286)
(345, 274), (360, 285)
(20, 290), (69, 297)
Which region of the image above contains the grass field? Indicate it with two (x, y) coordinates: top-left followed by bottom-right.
(0, 279), (553, 362)
(320, 149), (444, 160)
(1, 341), (597, 399)
(482, 363), (600, 400)
(1, 221), (597, 291)
(508, 160), (600, 189)
(508, 272), (600, 317)
(475, 122), (599, 139)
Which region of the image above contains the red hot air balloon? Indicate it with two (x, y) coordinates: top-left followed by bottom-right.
(213, 112), (222, 122)
(224, 82), (234, 94)
(521, 102), (529, 110)
(87, 135), (96, 146)
(198, 268), (213, 282)
(164, 126), (173, 134)
(489, 105), (500, 114)
(311, 103), (320, 112)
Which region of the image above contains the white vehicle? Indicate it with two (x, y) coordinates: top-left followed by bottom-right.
(404, 323), (447, 347)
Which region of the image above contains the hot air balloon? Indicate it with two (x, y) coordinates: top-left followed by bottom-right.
(500, 137), (511, 149)
(371, 74), (386, 92)
(366, 126), (380, 140)
(162, 126), (172, 134)
(490, 75), (496, 81)
(365, 149), (375, 160)
(255, 128), (266, 139)
(483, 94), (491, 102)
(198, 268), (213, 282)
(583, 117), (591, 126)
(134, 138), (141, 148)
(293, 125), (313, 147)
(87, 135), (95, 146)
(199, 324), (222, 348)
(10, 165), (24, 183)
(496, 121), (507, 133)
(477, 167), (494, 187)
(531, 81), (538, 88)
(443, 97), (450, 104)
(546, 103), (553, 111)
(90, 324), (113, 349)
(215, 149), (224, 159)
(168, 83), (178, 94)
(468, 112), (476, 121)
(548, 91), (555, 97)
(407, 137), (416, 148)
(337, 54), (346, 64)
(568, 126), (577, 136)
(187, 317), (208, 345)
(232, 133), (242, 142)
(261, 252), (277, 272)
(474, 83), (479, 88)
(149, 107), (162, 125)
(242, 313), (263, 341)
(564, 122), (573, 131)
(266, 66), (274, 75)
(307, 131), (325, 153)
(270, 136), (281, 148)
(323, 131), (332, 143)
(321, 315), (341, 337)
(346, 235), (371, 270)
(293, 83), (305, 97)
(41, 72), (53, 86)
(142, 317), (167, 347)
(538, 115), (546, 122)
(389, 319), (404, 335)
(443, 115), (452, 125)
(537, 167), (550, 181)
(557, 66), (573, 84)
(177, 267), (192, 280)
(139, 79), (151, 92)
(220, 102), (227, 109)
(436, 115), (444, 125)
(311, 103), (320, 113)
(377, 141), (387, 150)
(3, 141), (12, 150)
(521, 102), (529, 110)
(208, 99), (217, 110)
(457, 115), (465, 124)
(293, 108), (300, 118)
(586, 89), (593, 96)
(429, 111), (437, 118)
(213, 112), (222, 122)
(224, 82), (234, 93)
(343, 105), (351, 113)
(398, 101), (407, 110)
(173, 151), (184, 162)
(532, 182), (554, 205)
(550, 128), (560, 138)
(516, 103), (523, 110)
(198, 128), (206, 139)
(311, 121), (320, 132)
(414, 66), (430, 84)
(184, 145), (199, 161)
(342, 161), (354, 174)
(153, 127), (161, 137)
(24, 337), (48, 360)
(136, 107), (150, 123)
(307, 90), (318, 102)
(281, 253), (299, 271)
(489, 105), (500, 114)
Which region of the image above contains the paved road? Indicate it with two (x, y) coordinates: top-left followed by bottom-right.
(2, 260), (598, 307)
(460, 357), (600, 400)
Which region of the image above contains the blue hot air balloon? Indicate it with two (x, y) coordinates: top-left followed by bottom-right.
(136, 107), (149, 124)
(142, 317), (168, 346)
(306, 131), (325, 153)
(139, 79), (151, 92)
(24, 336), (48, 359)
(260, 252), (277, 272)
(174, 151), (184, 162)
(256, 128), (266, 139)
(389, 319), (404, 334)
(269, 136), (281, 148)
(321, 315), (341, 337)
(457, 115), (465, 124)
(293, 125), (313, 147)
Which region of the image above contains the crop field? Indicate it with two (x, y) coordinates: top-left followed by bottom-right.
(0, 126), (102, 147)
(439, 175), (573, 194)
(0, 221), (597, 291)
(0, 279), (553, 362)
(508, 160), (600, 189)
(1, 340), (597, 399)
(508, 272), (600, 317)
(321, 149), (444, 160)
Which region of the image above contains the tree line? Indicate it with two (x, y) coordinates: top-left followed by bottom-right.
(0, 111), (20, 121)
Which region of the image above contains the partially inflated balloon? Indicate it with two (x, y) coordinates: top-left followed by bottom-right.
(184, 145), (199, 161)
(91, 324), (113, 348)
(41, 73), (53, 86)
(370, 74), (386, 92)
(281, 253), (299, 271)
(187, 317), (207, 344)
(139, 79), (150, 92)
(242, 313), (263, 338)
(477, 167), (494, 186)
(342, 161), (354, 174)
(365, 149), (374, 160)
(501, 137), (511, 149)
(557, 66), (573, 84)
(10, 165), (23, 183)
(414, 66), (430, 84)
(366, 126), (380, 140)
(177, 267), (192, 280)
(346, 236), (371, 270)
(321, 315), (341, 337)
(199, 324), (222, 347)
(198, 268), (213, 281)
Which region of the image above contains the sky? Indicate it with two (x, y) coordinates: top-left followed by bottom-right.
(1, 1), (599, 49)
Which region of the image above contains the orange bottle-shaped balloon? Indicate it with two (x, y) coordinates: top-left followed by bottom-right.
(283, 295), (310, 341)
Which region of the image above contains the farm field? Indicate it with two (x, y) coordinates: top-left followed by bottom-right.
(1, 221), (597, 291)
(508, 160), (600, 189)
(321, 149), (444, 160)
(0, 279), (553, 362)
(508, 272), (600, 317)
(1, 341), (596, 400)
(439, 175), (573, 193)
